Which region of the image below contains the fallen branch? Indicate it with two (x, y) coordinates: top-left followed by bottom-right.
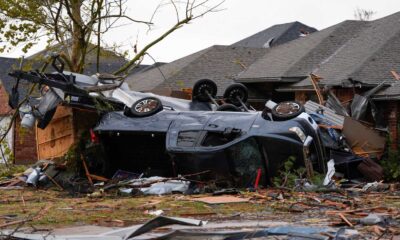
(325, 206), (387, 215)
(44, 173), (64, 191)
(0, 205), (51, 229)
(338, 213), (354, 227)
(81, 154), (93, 186)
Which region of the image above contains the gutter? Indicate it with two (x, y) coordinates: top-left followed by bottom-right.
(275, 88), (315, 92)
(371, 95), (400, 101)
(235, 77), (282, 83)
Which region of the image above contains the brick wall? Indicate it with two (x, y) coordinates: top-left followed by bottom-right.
(386, 101), (399, 149)
(294, 88), (356, 105)
(0, 84), (12, 115)
(295, 91), (308, 104)
(14, 117), (37, 165)
(331, 88), (355, 103)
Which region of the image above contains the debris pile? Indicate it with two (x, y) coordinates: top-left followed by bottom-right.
(303, 88), (387, 183)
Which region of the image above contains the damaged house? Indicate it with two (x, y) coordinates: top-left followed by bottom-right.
(235, 12), (400, 147)
(0, 48), (149, 164)
(0, 57), (36, 164)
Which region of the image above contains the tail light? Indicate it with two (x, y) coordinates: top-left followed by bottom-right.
(90, 129), (99, 143)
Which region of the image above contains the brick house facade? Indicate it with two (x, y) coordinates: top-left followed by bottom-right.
(13, 118), (37, 164)
(0, 83), (38, 164)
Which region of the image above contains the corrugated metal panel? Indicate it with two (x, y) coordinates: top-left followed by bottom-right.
(304, 101), (345, 126)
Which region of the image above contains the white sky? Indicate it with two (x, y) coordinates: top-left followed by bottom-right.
(1, 0), (399, 64)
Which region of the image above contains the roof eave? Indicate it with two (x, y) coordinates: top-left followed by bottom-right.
(236, 76), (305, 83)
(371, 95), (400, 101)
(235, 77), (282, 83)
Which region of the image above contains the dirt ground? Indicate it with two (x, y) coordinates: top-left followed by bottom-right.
(0, 187), (399, 238)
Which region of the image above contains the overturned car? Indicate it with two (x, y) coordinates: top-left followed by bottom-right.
(9, 55), (327, 187)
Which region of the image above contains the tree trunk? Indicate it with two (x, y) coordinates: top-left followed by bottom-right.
(70, 0), (85, 73)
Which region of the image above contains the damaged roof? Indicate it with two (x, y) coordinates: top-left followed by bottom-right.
(373, 81), (400, 100)
(232, 21), (317, 48)
(236, 12), (400, 95)
(126, 45), (268, 95)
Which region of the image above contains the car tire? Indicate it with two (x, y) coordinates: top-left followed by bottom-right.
(216, 103), (241, 112)
(192, 79), (218, 102)
(271, 101), (305, 120)
(223, 83), (248, 106)
(124, 97), (163, 117)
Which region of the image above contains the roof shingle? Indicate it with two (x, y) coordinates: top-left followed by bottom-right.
(237, 11), (400, 96)
(232, 21), (317, 48)
(127, 45), (268, 95)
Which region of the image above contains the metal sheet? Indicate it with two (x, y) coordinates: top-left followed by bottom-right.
(304, 101), (345, 127)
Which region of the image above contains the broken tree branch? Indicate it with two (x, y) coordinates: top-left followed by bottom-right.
(113, 16), (192, 75)
(113, 0), (224, 76)
(0, 205), (51, 229)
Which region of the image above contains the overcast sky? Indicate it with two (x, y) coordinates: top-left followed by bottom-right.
(1, 0), (399, 64)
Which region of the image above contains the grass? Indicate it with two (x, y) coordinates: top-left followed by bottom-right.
(0, 189), (266, 228)
(0, 188), (398, 230)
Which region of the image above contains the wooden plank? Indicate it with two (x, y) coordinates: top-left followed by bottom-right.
(37, 117), (73, 144)
(36, 106), (99, 160)
(391, 70), (400, 80)
(37, 133), (72, 145)
(191, 196), (250, 205)
(36, 106), (75, 160)
(52, 106), (73, 120)
(82, 155), (93, 186)
(310, 74), (324, 105)
(342, 117), (386, 151)
(37, 135), (74, 159)
(338, 213), (354, 227)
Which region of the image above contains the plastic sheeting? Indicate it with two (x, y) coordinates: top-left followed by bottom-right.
(126, 177), (190, 195)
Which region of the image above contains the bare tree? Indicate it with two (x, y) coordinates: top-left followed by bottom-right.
(0, 0), (225, 74)
(354, 7), (376, 21)
(0, 0), (225, 156)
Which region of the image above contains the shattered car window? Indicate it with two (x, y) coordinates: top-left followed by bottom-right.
(177, 131), (202, 147)
(226, 138), (266, 186)
(202, 129), (242, 147)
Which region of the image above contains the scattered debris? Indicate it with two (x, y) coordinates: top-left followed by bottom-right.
(0, 55), (398, 239)
(144, 209), (164, 216)
(191, 195), (250, 205)
(350, 81), (386, 121)
(342, 117), (386, 157)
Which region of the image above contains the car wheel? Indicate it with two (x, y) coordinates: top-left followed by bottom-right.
(223, 83), (248, 106)
(216, 103), (241, 112)
(192, 79), (218, 102)
(271, 101), (305, 120)
(125, 97), (163, 117)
